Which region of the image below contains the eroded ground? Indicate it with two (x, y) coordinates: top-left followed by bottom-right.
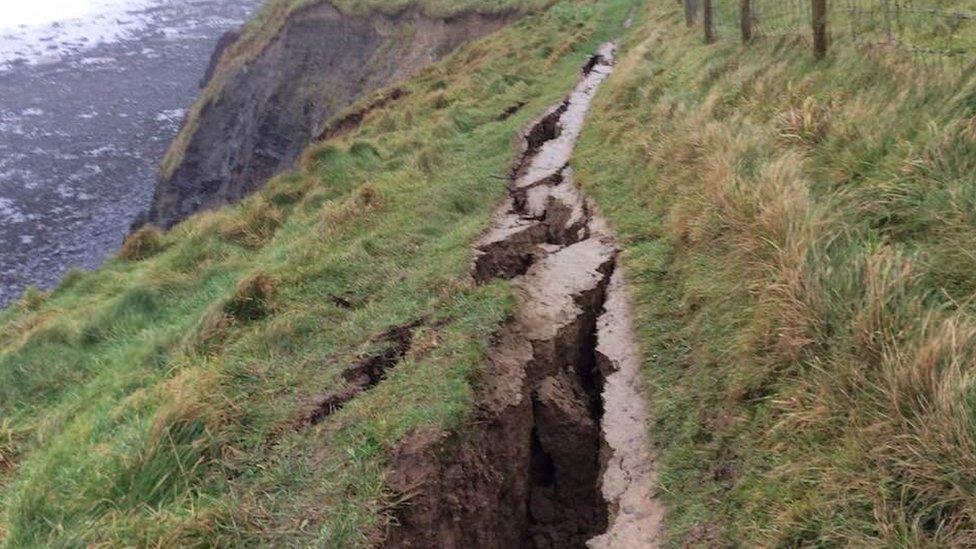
(386, 45), (663, 549)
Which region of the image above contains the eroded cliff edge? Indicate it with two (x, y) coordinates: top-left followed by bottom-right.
(140, 2), (519, 229)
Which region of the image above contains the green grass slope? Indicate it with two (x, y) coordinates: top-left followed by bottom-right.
(577, 2), (976, 546)
(0, 1), (636, 545)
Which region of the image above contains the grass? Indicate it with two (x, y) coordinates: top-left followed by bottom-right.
(575, 1), (976, 546)
(10, 0), (974, 545)
(710, 0), (976, 58)
(0, 0), (637, 545)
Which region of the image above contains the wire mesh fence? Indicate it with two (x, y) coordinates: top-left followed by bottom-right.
(686, 0), (976, 73)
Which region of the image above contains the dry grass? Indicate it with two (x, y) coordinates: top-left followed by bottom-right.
(217, 196), (284, 249)
(575, 1), (976, 545)
(119, 225), (165, 261)
(224, 271), (279, 322)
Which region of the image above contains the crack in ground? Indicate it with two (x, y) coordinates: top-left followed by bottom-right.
(315, 87), (409, 142)
(386, 43), (663, 549)
(298, 319), (423, 427)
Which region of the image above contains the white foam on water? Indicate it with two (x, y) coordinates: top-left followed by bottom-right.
(2, 0), (117, 28)
(0, 0), (161, 70)
(154, 108), (186, 127)
(0, 196), (27, 223)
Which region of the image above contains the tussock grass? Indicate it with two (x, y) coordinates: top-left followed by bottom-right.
(119, 224), (165, 261)
(576, 1), (976, 546)
(0, 0), (635, 545)
(217, 196), (284, 249)
(224, 271), (279, 322)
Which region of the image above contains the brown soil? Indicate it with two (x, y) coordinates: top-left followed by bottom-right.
(384, 44), (664, 548)
(497, 101), (528, 121)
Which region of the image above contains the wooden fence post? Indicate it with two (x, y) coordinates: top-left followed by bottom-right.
(812, 0), (828, 59)
(684, 0), (699, 27)
(703, 0), (716, 43)
(740, 0), (753, 43)
(881, 0), (894, 43)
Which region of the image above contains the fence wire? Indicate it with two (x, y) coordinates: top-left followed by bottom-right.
(704, 0), (976, 73)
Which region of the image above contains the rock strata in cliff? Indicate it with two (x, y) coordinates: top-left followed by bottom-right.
(143, 2), (517, 229)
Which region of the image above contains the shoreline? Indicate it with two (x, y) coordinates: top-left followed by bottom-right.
(0, 0), (263, 307)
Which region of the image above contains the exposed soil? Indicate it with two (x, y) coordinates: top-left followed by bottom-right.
(298, 319), (423, 427)
(142, 2), (519, 229)
(385, 44), (664, 548)
(497, 101), (528, 121)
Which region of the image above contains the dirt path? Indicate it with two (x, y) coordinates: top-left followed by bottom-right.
(386, 45), (664, 548)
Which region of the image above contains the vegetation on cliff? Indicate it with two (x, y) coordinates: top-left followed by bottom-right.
(160, 0), (552, 183)
(0, 0), (633, 545)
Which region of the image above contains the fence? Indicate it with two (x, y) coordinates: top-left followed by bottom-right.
(681, 0), (976, 72)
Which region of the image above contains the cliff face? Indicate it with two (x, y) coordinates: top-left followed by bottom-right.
(143, 2), (516, 228)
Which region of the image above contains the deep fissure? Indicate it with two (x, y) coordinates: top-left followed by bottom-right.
(525, 274), (613, 547)
(520, 103), (568, 165)
(476, 43), (619, 547)
(385, 43), (662, 548)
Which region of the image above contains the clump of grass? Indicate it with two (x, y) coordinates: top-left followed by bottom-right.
(181, 310), (235, 356)
(16, 286), (46, 313)
(0, 418), (25, 473)
(319, 184), (385, 234)
(777, 94), (835, 146)
(224, 271), (278, 322)
(415, 143), (446, 173)
(218, 196), (284, 249)
(265, 172), (313, 207)
(119, 225), (165, 261)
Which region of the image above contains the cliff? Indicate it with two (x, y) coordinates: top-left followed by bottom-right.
(141, 2), (518, 228)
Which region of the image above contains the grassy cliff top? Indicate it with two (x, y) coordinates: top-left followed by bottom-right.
(576, 1), (976, 546)
(0, 0), (634, 545)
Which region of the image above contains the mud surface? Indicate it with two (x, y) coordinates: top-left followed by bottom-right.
(0, 0), (262, 307)
(385, 45), (663, 548)
(144, 3), (517, 229)
(589, 270), (666, 548)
